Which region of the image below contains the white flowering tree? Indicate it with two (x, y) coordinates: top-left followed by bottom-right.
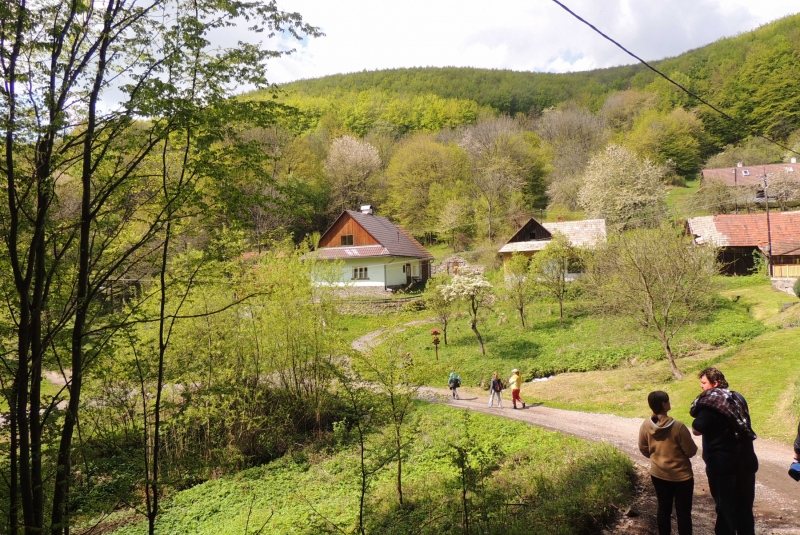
(325, 135), (382, 213)
(441, 271), (494, 355)
(577, 144), (667, 230)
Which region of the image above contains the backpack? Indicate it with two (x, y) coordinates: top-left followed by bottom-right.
(449, 378), (460, 388)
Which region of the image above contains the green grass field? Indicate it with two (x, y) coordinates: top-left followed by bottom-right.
(355, 285), (766, 390)
(348, 274), (799, 441)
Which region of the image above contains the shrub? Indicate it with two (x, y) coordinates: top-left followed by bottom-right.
(794, 278), (800, 298)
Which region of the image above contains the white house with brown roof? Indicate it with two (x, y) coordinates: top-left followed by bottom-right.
(498, 218), (607, 262)
(309, 206), (434, 289)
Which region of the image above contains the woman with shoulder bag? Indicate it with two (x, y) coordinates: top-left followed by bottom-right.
(488, 371), (503, 408)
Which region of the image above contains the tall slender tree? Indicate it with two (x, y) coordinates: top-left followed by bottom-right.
(0, 1), (318, 533)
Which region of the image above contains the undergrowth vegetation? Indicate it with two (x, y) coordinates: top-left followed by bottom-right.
(107, 404), (634, 535)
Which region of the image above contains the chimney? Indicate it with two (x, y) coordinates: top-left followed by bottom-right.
(736, 162), (743, 167)
(360, 204), (373, 215)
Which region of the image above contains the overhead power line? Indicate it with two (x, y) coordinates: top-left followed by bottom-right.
(548, 0), (800, 158)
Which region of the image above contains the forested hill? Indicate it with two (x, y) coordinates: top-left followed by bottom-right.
(276, 13), (800, 136)
(277, 65), (646, 115)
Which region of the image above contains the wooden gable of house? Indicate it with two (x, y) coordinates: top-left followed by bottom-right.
(507, 218), (552, 243)
(319, 212), (379, 248)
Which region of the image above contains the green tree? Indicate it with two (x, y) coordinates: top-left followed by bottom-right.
(355, 332), (420, 507)
(385, 135), (468, 234)
(0, 0), (318, 532)
(528, 233), (580, 322)
(625, 108), (708, 178)
(586, 225), (719, 379)
(424, 274), (456, 344)
(503, 253), (535, 327)
(460, 117), (549, 240)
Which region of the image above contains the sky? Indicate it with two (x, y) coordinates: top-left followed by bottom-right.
(256, 0), (799, 85)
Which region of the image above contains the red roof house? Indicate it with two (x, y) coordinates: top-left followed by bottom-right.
(687, 211), (800, 276)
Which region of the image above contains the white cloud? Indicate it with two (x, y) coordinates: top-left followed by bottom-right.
(261, 0), (798, 84)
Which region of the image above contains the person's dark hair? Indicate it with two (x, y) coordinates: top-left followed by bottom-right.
(699, 367), (729, 389)
(647, 391), (670, 414)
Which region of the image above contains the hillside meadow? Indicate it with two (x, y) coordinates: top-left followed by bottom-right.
(102, 404), (633, 535)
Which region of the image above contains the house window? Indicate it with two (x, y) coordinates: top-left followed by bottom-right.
(742, 170), (750, 176)
(352, 267), (368, 280)
(341, 234), (354, 246)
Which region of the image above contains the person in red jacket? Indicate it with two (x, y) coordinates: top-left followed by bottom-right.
(639, 390), (698, 535)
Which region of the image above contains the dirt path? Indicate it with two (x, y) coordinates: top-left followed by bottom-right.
(352, 328), (800, 534)
(422, 387), (800, 534)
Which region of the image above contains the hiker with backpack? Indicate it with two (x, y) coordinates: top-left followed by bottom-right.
(488, 371), (503, 408)
(448, 371), (461, 399)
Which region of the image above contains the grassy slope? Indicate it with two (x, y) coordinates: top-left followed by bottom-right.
(521, 276), (800, 441)
(345, 274), (798, 441)
(109, 404), (633, 535)
(366, 283), (766, 386)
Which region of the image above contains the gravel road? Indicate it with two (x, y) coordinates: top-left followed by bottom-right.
(420, 386), (800, 534)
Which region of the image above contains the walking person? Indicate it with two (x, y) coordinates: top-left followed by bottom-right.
(448, 371), (461, 400)
(690, 367), (758, 535)
(638, 391), (698, 535)
(488, 371), (503, 408)
(508, 369), (526, 409)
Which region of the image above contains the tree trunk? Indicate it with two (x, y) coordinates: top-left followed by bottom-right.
(471, 318), (485, 356)
(662, 338), (683, 379)
(518, 305), (526, 328)
(395, 428), (403, 506)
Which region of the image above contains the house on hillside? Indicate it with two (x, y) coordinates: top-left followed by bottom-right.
(701, 161), (800, 193)
(498, 218), (607, 271)
(686, 211), (800, 276)
(309, 206), (434, 290)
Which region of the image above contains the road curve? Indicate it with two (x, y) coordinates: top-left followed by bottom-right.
(352, 327), (800, 533)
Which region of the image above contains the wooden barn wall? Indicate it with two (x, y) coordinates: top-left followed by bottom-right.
(319, 214), (379, 247)
(509, 219), (551, 243)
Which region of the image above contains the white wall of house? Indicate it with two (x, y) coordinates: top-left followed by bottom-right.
(385, 257), (421, 287)
(317, 257), (423, 287)
(338, 258), (385, 287)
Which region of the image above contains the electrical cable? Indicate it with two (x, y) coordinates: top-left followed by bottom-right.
(548, 0), (800, 158)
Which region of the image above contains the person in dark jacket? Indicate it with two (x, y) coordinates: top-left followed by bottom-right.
(690, 367), (757, 535)
(794, 420), (800, 462)
(488, 371), (503, 408)
(639, 390), (698, 535)
(448, 371), (461, 399)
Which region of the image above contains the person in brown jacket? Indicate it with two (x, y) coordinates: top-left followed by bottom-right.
(639, 390), (699, 535)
